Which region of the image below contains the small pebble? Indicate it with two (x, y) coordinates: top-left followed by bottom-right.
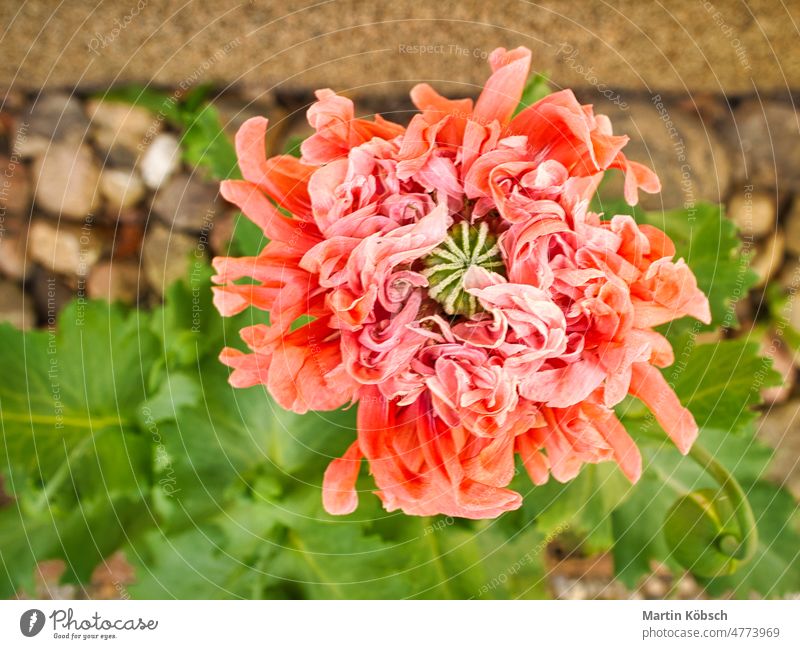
(140, 133), (181, 190)
(727, 189), (776, 239)
(32, 142), (101, 219)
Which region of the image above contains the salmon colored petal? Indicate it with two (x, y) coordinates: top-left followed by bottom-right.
(211, 284), (276, 316)
(410, 83), (473, 145)
(509, 89), (592, 164)
(612, 156), (662, 206)
(515, 431), (550, 485)
(259, 155), (316, 218)
(302, 89), (404, 164)
(219, 347), (270, 388)
(638, 224), (676, 261)
(323, 441), (363, 515)
(584, 403), (642, 482)
(629, 362), (698, 454)
(633, 258), (711, 327)
(473, 47), (532, 127)
(266, 322), (356, 413)
(234, 117), (316, 218)
(220, 180), (320, 246)
(519, 359), (606, 408)
(410, 83), (474, 117)
(234, 117), (271, 187)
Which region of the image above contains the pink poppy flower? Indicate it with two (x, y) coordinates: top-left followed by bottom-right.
(213, 46), (711, 519)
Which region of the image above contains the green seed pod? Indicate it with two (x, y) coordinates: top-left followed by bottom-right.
(422, 220), (505, 317)
(663, 488), (742, 578)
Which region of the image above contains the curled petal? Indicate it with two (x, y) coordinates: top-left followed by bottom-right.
(302, 89), (404, 165)
(633, 258), (712, 327)
(613, 156), (662, 206)
(515, 431), (550, 485)
(323, 441), (363, 515)
(219, 347), (270, 388)
(473, 47), (532, 127)
(410, 83), (474, 145)
(234, 117), (316, 218)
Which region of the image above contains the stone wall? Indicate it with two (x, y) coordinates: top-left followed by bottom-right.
(2, 0), (798, 98)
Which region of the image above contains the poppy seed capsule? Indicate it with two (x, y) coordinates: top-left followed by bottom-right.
(421, 220), (506, 316)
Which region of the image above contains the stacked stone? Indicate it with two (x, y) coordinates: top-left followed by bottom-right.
(0, 89), (285, 328)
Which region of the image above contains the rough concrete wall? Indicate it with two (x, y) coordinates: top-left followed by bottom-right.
(1, 0), (798, 99)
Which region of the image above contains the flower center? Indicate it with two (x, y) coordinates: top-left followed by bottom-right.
(422, 220), (506, 316)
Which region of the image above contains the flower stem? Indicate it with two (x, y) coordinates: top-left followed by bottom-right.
(687, 442), (758, 563)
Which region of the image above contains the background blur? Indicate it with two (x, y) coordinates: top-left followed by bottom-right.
(0, 0), (798, 599)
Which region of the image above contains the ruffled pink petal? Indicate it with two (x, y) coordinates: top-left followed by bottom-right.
(410, 83), (473, 145)
(301, 89), (404, 165)
(519, 359), (606, 408)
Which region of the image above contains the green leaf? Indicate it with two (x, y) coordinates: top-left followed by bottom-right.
(128, 484), (549, 599)
(138, 372), (201, 424)
(126, 487), (281, 599)
(766, 282), (800, 351)
(0, 302), (158, 483)
(269, 494), (549, 599)
(610, 471), (674, 587)
(0, 302), (160, 592)
(181, 83), (214, 114)
(231, 211), (269, 257)
(180, 104), (240, 180)
(283, 134), (304, 158)
(668, 339), (780, 436)
(0, 498), (56, 596)
(613, 335), (778, 582)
